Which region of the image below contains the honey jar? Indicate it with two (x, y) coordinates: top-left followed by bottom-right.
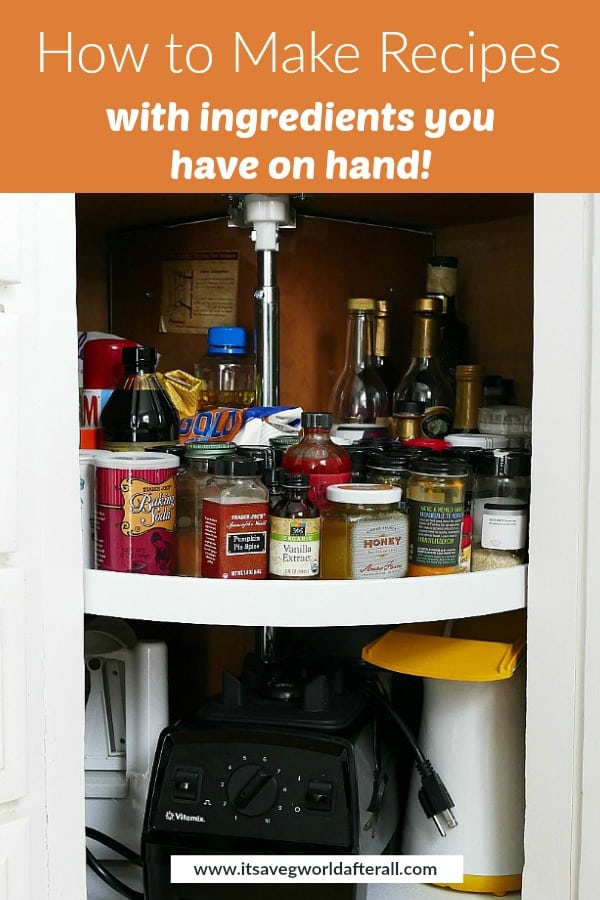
(320, 483), (409, 580)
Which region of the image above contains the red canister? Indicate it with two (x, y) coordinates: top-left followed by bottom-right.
(95, 453), (178, 574)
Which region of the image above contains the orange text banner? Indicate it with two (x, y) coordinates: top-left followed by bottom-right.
(2, 1), (595, 191)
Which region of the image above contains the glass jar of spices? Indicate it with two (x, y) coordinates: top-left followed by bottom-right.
(406, 456), (467, 576)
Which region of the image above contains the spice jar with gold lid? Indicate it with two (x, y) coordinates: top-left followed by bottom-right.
(406, 456), (467, 576)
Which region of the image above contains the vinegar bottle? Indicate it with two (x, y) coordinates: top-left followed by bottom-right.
(453, 364), (484, 434)
(329, 298), (389, 425)
(100, 345), (180, 451)
(426, 255), (470, 382)
(392, 296), (454, 439)
(281, 412), (351, 511)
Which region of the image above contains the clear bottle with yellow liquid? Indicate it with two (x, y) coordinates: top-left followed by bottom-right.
(194, 326), (256, 409)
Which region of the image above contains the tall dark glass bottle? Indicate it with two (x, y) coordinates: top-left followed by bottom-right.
(426, 255), (470, 382)
(100, 345), (180, 451)
(373, 297), (398, 399)
(392, 297), (454, 438)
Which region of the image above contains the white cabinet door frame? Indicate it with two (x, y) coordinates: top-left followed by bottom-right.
(524, 193), (594, 900)
(1, 194), (86, 900)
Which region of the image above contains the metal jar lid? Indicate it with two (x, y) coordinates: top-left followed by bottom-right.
(408, 456), (468, 478)
(326, 483), (402, 505)
(301, 411), (333, 428)
(207, 457), (263, 476)
(182, 441), (236, 459)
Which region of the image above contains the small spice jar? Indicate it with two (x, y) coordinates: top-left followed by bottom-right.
(406, 457), (468, 576)
(201, 457), (269, 579)
(471, 449), (531, 571)
(175, 441), (237, 576)
(320, 483), (409, 580)
(365, 449), (415, 512)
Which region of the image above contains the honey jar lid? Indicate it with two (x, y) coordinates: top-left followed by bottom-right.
(326, 483), (402, 505)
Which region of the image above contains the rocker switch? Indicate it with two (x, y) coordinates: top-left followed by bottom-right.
(172, 768), (201, 801)
(305, 779), (333, 812)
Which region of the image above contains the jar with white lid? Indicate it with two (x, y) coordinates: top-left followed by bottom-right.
(320, 483), (409, 579)
(471, 449), (531, 570)
(444, 433), (510, 450)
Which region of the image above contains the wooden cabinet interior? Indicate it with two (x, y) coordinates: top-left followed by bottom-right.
(75, 191), (533, 701)
(76, 192), (533, 406)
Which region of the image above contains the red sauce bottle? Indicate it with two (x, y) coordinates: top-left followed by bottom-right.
(281, 412), (352, 511)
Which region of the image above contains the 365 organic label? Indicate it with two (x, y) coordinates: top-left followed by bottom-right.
(269, 516), (320, 578)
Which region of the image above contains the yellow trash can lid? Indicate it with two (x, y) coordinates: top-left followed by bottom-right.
(361, 610), (526, 682)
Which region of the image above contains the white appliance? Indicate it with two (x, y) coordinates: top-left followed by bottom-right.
(84, 617), (168, 858)
(363, 611), (526, 895)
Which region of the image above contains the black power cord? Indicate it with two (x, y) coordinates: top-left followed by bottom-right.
(85, 827), (144, 899)
(362, 675), (458, 837)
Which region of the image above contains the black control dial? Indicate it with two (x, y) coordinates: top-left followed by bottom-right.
(226, 764), (279, 816)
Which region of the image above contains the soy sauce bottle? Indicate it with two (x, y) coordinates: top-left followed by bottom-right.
(101, 345), (180, 451)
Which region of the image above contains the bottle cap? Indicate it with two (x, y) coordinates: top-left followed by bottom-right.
(366, 450), (415, 471)
(395, 400), (426, 415)
(412, 296), (443, 315)
(402, 437), (448, 452)
(122, 345), (157, 368)
(428, 256), (458, 269)
(408, 457), (468, 477)
(182, 441), (236, 459)
(326, 483), (402, 505)
(445, 433), (509, 450)
(472, 449), (532, 477)
(281, 472), (310, 489)
(301, 412), (333, 428)
(207, 456), (263, 476)
(455, 364), (484, 380)
(346, 298), (378, 311)
(206, 326), (248, 354)
(235, 445), (277, 469)
(269, 435), (302, 449)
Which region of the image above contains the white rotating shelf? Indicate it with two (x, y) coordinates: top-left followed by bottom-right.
(84, 565), (527, 626)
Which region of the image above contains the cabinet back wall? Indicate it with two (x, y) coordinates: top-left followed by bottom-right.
(76, 197), (533, 409)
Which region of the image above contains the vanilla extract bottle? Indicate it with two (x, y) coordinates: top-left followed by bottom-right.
(392, 296), (454, 439)
(268, 472), (320, 580)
